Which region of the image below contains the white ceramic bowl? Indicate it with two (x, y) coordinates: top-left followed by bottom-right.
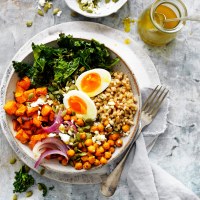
(0, 23), (141, 182)
(65, 0), (128, 18)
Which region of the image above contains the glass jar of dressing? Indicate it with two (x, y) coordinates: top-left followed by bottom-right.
(138, 0), (188, 46)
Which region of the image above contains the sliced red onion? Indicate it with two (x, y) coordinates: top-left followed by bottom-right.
(34, 149), (68, 168)
(42, 111), (63, 133)
(33, 137), (69, 156)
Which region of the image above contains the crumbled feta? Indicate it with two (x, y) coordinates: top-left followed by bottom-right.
(38, 0), (46, 7)
(92, 134), (106, 145)
(68, 130), (73, 136)
(94, 130), (99, 135)
(56, 10), (62, 17)
(48, 133), (56, 137)
(59, 133), (70, 143)
(30, 97), (46, 107)
(47, 99), (53, 105)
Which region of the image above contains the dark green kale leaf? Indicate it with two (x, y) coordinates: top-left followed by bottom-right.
(13, 165), (34, 193)
(54, 57), (80, 84)
(13, 61), (32, 79)
(13, 34), (120, 89)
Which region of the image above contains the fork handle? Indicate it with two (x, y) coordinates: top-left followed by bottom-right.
(100, 124), (144, 197)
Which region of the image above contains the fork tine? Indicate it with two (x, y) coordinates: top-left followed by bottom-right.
(149, 89), (169, 117)
(147, 87), (166, 114)
(142, 85), (161, 111)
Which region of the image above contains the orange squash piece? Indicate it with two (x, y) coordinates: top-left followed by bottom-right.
(24, 89), (37, 102)
(26, 106), (39, 116)
(17, 76), (31, 90)
(15, 104), (27, 116)
(15, 129), (30, 144)
(36, 87), (47, 96)
(41, 104), (52, 117)
(29, 133), (47, 149)
(4, 101), (18, 115)
(12, 119), (20, 131)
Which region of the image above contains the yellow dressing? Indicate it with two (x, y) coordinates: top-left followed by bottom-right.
(155, 4), (179, 29)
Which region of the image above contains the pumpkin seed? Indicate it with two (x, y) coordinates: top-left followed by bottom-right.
(26, 21), (33, 27)
(38, 9), (44, 16)
(28, 93), (34, 100)
(10, 158), (17, 164)
(26, 191), (33, 197)
(12, 194), (18, 200)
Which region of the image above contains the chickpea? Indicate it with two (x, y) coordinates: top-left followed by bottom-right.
(115, 139), (123, 147)
(90, 125), (98, 133)
(57, 156), (63, 161)
(63, 115), (71, 121)
(106, 127), (113, 133)
(103, 142), (110, 150)
(122, 124), (130, 132)
(81, 156), (88, 162)
(107, 140), (115, 146)
(67, 149), (75, 157)
(88, 145), (96, 153)
(83, 161), (91, 170)
(78, 142), (83, 149)
(93, 143), (99, 149)
(94, 159), (100, 166)
(66, 108), (72, 115)
(75, 162), (83, 170)
(61, 158), (68, 166)
(95, 149), (103, 157)
(103, 120), (109, 126)
(109, 133), (120, 141)
(76, 118), (84, 127)
(105, 151), (112, 159)
(98, 146), (105, 153)
(88, 156), (95, 164)
(109, 147), (115, 154)
(100, 157), (107, 165)
(85, 139), (93, 147)
(97, 123), (104, 132)
(71, 115), (77, 122)
(80, 132), (86, 140)
(81, 147), (87, 152)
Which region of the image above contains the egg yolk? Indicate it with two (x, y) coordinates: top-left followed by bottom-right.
(68, 96), (87, 114)
(81, 73), (101, 93)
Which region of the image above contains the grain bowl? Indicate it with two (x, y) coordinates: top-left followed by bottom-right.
(1, 34), (141, 175)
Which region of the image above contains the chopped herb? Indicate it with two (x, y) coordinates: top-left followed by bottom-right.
(49, 186), (54, 190)
(13, 165), (34, 193)
(38, 183), (47, 197)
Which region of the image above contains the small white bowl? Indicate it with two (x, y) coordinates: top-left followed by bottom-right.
(65, 0), (128, 18)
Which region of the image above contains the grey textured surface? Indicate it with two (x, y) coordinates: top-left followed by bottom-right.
(0, 0), (200, 199)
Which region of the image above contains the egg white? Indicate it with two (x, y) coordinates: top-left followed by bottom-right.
(63, 90), (97, 121)
(75, 68), (111, 97)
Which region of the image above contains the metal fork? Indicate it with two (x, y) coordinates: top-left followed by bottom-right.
(100, 85), (169, 197)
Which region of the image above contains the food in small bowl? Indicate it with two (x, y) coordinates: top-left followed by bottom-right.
(65, 0), (128, 18)
(3, 34), (140, 171)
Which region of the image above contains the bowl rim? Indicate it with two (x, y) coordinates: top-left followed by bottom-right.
(0, 36), (141, 175)
(64, 0), (128, 18)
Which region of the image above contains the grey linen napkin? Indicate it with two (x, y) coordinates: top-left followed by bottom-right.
(122, 89), (199, 200)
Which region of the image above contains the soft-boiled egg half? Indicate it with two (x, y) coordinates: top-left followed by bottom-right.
(63, 90), (97, 120)
(75, 69), (111, 97)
